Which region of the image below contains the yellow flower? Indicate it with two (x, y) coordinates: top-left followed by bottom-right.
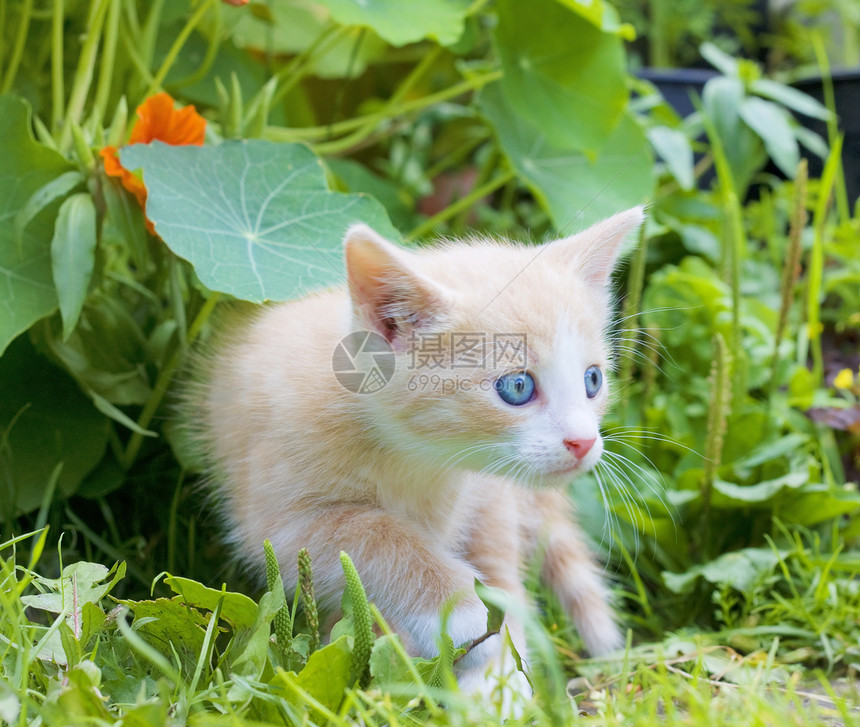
(834, 368), (855, 390)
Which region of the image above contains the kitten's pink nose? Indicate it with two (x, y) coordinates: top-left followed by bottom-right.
(564, 437), (596, 459)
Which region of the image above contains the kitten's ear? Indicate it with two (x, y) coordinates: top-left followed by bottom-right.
(344, 224), (447, 346)
(550, 206), (645, 287)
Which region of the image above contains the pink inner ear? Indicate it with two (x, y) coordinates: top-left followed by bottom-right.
(344, 226), (443, 345)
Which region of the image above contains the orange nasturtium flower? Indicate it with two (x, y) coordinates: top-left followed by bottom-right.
(100, 92), (206, 234)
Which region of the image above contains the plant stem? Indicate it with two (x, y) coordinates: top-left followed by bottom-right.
(59, 0), (111, 152)
(93, 0), (120, 127)
(701, 105), (745, 403)
(168, 0), (223, 89)
(50, 0), (64, 132)
(145, 0), (216, 97)
(140, 0), (166, 70)
(770, 159), (807, 391)
(701, 332), (732, 550)
(405, 169), (515, 242)
(618, 224), (650, 386)
(269, 25), (349, 109)
(807, 134), (843, 385)
(120, 291), (221, 471)
(0, 0), (33, 94)
(811, 31), (850, 224)
(267, 69), (503, 145)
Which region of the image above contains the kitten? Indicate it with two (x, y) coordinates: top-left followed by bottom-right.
(184, 206), (644, 692)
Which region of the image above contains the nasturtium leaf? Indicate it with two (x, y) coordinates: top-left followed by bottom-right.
(738, 97), (799, 178)
(0, 337), (108, 520)
(121, 140), (400, 303)
(556, 0), (634, 36)
(51, 193), (97, 340)
(495, 0), (628, 153)
(316, 0), (471, 47)
(221, 1), (386, 80)
(0, 96), (74, 356)
(480, 83), (653, 231)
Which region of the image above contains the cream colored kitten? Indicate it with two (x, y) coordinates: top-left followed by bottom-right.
(185, 207), (644, 691)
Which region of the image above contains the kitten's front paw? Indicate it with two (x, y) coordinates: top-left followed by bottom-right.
(458, 649), (532, 719)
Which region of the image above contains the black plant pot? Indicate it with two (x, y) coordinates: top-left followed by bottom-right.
(636, 68), (719, 189)
(636, 68), (719, 119)
(792, 70), (860, 207)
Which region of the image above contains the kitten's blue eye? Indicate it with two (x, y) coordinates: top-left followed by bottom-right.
(585, 366), (603, 398)
(494, 372), (536, 406)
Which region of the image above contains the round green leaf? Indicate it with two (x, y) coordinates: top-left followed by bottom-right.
(480, 82), (654, 231)
(316, 0), (472, 47)
(495, 0), (628, 153)
(120, 140), (400, 303)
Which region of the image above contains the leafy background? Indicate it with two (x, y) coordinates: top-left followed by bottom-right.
(1, 0), (860, 724)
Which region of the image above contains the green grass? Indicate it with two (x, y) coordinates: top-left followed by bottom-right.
(3, 524), (859, 726)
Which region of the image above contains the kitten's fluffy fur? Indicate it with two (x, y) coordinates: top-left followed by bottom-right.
(185, 207), (644, 691)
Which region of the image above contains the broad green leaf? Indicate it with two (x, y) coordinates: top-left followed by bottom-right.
(480, 83), (653, 231)
(730, 433), (810, 471)
(712, 472), (808, 506)
(121, 140), (400, 303)
(316, 0), (471, 47)
(51, 193), (97, 340)
(495, 0), (628, 153)
(700, 42), (739, 76)
(221, 1), (386, 80)
(738, 97), (799, 178)
(702, 77), (767, 194)
(647, 126), (695, 191)
(22, 561), (125, 663)
(369, 634), (412, 685)
(556, 0), (634, 36)
(274, 635), (352, 717)
(117, 597), (208, 673)
(663, 547), (784, 594)
(163, 574), (259, 629)
(751, 79), (832, 121)
(0, 337), (108, 520)
(781, 484), (860, 527)
(0, 96), (73, 356)
(231, 590), (286, 678)
(793, 125), (829, 159)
